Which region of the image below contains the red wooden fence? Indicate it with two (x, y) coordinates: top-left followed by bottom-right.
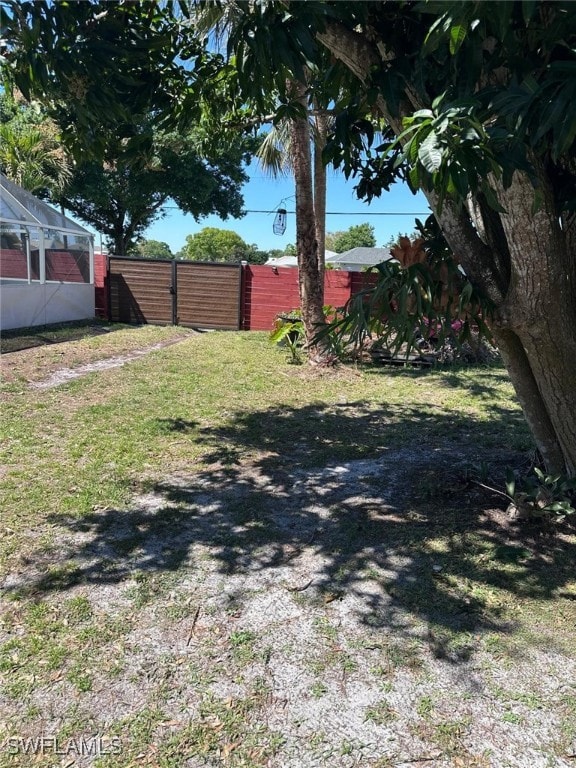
(240, 265), (373, 330)
(93, 255), (375, 331)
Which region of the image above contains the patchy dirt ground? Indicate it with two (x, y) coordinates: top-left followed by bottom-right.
(27, 340), (194, 390)
(1, 330), (575, 768)
(1, 322), (197, 385)
(2, 449), (576, 767)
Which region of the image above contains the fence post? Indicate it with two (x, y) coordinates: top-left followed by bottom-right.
(171, 260), (177, 326)
(106, 255), (112, 322)
(239, 261), (247, 330)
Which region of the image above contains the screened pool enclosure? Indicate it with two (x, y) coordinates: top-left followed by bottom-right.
(0, 173), (95, 330)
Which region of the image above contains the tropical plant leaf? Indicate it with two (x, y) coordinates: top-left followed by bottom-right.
(449, 24), (467, 55)
(418, 131), (443, 172)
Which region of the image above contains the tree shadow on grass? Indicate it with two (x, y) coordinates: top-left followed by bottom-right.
(8, 400), (575, 663)
(0, 319), (123, 354)
(362, 361), (511, 399)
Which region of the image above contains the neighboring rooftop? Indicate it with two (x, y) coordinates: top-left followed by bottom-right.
(265, 254), (298, 267)
(329, 247), (392, 266)
(264, 248), (394, 270)
(266, 249), (338, 269)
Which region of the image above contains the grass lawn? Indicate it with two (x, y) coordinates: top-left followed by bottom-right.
(1, 322), (575, 767)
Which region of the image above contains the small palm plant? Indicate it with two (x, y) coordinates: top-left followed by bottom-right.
(270, 311), (304, 364)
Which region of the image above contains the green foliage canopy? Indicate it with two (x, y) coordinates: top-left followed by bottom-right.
(0, 5), (257, 255)
(0, 92), (72, 196)
(180, 227), (253, 263)
(0, 1), (214, 159)
(132, 239), (173, 259)
(57, 121), (255, 254)
(326, 223), (376, 253)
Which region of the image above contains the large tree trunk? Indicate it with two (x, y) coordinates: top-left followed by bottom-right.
(494, 169), (576, 474)
(436, 167), (576, 475)
(289, 81), (329, 363)
(317, 19), (576, 475)
(112, 227), (125, 256)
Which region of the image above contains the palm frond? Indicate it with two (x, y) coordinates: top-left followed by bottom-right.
(256, 122), (293, 177)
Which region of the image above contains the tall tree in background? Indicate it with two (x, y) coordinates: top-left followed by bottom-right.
(133, 239), (173, 259)
(180, 227), (253, 262)
(57, 122), (254, 254)
(326, 223), (376, 253)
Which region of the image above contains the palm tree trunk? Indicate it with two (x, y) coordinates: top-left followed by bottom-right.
(289, 81), (329, 363)
(313, 109), (329, 289)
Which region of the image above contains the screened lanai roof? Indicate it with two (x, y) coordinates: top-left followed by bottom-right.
(0, 173), (91, 236)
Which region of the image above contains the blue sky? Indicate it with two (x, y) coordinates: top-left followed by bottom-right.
(142, 162), (432, 255)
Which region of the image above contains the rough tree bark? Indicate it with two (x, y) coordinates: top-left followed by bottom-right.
(289, 80), (329, 363)
(313, 108), (329, 290)
(493, 167), (576, 474)
(317, 18), (576, 475)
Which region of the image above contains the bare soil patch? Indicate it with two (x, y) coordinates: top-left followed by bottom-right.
(1, 322), (196, 385)
(28, 339), (192, 390)
(2, 447), (575, 767)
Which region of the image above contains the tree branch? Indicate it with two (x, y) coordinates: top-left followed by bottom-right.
(424, 193), (508, 306)
(316, 21), (412, 137)
(317, 22), (380, 85)
(316, 19), (508, 307)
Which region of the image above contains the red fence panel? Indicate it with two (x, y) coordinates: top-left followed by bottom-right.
(241, 265), (300, 330)
(241, 265), (378, 331)
(324, 270), (357, 309)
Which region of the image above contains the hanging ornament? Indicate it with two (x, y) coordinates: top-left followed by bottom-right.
(273, 208), (287, 235)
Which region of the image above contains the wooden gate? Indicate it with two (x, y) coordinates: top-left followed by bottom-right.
(108, 257), (242, 330)
(176, 261), (242, 329)
(109, 257), (173, 325)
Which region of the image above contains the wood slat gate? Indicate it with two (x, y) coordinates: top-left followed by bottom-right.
(109, 257), (173, 325)
(108, 257), (242, 330)
(176, 261), (242, 329)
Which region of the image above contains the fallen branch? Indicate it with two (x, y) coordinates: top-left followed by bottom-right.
(185, 605), (201, 646)
(285, 579), (314, 593)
